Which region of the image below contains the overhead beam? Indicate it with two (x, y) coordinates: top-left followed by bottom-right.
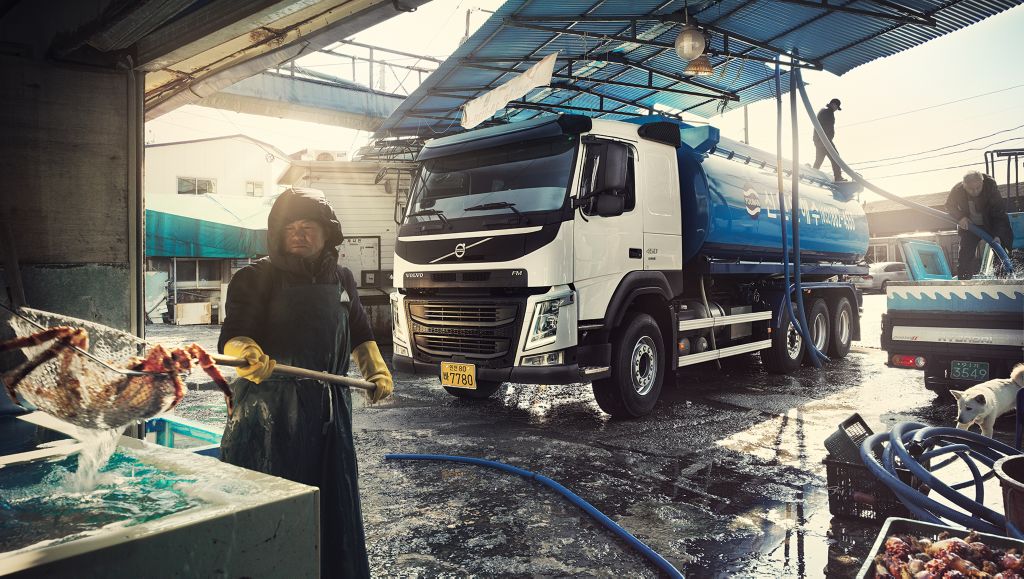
(507, 16), (824, 68)
(327, 39), (445, 64)
(770, 1), (936, 26)
(460, 54), (738, 99)
(503, 19), (823, 70)
(510, 6), (934, 28)
(454, 61), (735, 101)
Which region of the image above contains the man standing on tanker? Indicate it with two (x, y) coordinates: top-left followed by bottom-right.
(218, 188), (393, 578)
(812, 98), (847, 182)
(944, 170), (1014, 280)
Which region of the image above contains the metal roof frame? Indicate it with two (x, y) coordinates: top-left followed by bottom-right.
(377, 0), (1023, 138)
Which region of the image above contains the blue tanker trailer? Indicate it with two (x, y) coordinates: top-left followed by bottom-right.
(391, 114), (870, 417)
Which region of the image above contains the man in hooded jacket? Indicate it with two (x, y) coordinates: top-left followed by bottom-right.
(945, 171), (1014, 279)
(218, 188), (393, 578)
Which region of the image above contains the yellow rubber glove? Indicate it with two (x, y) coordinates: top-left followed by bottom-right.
(224, 336), (276, 384)
(352, 341), (393, 403)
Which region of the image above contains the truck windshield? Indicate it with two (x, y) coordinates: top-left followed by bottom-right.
(405, 135), (576, 228)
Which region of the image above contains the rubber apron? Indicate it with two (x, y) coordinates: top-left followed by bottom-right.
(220, 281), (369, 578)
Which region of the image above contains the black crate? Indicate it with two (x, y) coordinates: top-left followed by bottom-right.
(857, 517), (1024, 578)
(824, 412), (873, 463)
(824, 458), (916, 521)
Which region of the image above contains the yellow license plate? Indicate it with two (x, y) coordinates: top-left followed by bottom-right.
(440, 362), (476, 389)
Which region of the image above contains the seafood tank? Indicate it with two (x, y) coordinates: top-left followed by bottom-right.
(0, 413), (319, 578)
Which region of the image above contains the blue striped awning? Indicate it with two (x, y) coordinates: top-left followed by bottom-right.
(376, 0), (1021, 137)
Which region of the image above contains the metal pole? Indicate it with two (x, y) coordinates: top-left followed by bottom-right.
(369, 47), (374, 91)
(743, 105), (749, 144)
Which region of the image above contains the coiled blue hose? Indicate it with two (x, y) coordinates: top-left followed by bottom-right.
(385, 453), (685, 578)
(859, 421), (1024, 538)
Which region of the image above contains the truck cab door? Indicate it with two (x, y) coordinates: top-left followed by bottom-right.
(573, 139), (645, 317)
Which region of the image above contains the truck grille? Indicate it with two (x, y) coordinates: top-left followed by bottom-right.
(406, 299), (523, 366)
(408, 303), (517, 326)
(415, 335), (508, 359)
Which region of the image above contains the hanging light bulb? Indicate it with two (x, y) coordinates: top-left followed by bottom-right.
(684, 55), (714, 76)
(675, 9), (705, 61)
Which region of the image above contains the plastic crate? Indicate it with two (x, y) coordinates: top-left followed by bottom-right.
(857, 517), (1024, 578)
(824, 458), (916, 521)
(824, 412), (873, 463)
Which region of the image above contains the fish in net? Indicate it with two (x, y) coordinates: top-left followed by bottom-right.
(0, 306), (231, 431)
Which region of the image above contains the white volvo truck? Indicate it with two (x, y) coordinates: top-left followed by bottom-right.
(391, 115), (869, 417)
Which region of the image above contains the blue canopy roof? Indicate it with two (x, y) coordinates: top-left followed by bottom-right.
(376, 0), (1021, 137)
(146, 194), (271, 258)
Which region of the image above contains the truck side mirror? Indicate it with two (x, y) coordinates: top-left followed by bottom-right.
(592, 142), (628, 195)
(593, 193), (625, 217)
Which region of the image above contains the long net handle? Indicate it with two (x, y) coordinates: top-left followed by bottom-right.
(210, 354), (375, 391)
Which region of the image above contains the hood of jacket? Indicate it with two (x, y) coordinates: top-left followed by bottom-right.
(267, 188), (344, 279)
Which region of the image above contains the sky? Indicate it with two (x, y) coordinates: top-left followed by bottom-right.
(146, 1), (1024, 200)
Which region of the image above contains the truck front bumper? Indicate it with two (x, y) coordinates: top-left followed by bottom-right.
(393, 354), (610, 385)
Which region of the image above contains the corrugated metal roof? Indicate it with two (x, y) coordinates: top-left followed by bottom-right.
(377, 0), (1022, 137)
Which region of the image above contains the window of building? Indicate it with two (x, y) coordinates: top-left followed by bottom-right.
(246, 181), (264, 197)
(198, 260), (221, 282)
(173, 259), (223, 288)
(175, 259), (197, 282)
(177, 177), (217, 195)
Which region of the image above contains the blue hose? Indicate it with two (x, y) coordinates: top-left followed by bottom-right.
(859, 422), (1024, 538)
(385, 453), (685, 578)
(774, 58), (827, 367)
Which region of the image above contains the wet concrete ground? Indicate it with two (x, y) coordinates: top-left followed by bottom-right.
(151, 294), (1020, 578)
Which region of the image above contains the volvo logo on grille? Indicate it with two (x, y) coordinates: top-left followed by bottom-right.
(454, 243), (466, 258)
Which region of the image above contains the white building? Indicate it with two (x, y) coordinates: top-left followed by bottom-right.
(145, 134), (290, 197)
(145, 135), (288, 324)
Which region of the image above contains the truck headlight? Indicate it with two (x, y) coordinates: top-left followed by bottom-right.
(390, 294), (402, 331)
(526, 294), (573, 350)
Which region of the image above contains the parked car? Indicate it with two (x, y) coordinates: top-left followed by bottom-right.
(853, 261), (909, 293)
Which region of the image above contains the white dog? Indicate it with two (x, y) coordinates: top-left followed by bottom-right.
(951, 364), (1024, 438)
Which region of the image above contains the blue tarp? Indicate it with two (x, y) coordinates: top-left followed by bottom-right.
(146, 194), (271, 258)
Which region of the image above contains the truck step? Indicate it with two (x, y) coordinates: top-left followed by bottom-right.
(677, 339), (772, 367)
(678, 311), (771, 331)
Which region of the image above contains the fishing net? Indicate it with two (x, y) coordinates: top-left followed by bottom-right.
(0, 306), (226, 431)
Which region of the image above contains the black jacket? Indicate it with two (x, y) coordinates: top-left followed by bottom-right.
(813, 107), (836, 143)
(944, 174), (1014, 245)
(219, 189), (374, 353)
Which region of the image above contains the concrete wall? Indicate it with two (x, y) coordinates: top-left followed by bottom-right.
(1, 54), (139, 331)
(145, 138), (288, 197)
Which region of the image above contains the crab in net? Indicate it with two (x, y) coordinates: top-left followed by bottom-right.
(0, 325), (232, 431)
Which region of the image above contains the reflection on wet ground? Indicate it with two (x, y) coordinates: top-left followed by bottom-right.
(155, 296), (1016, 578)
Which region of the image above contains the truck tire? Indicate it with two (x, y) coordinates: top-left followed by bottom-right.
(805, 298), (830, 364)
(444, 380), (503, 400)
(592, 313), (664, 418)
(763, 304), (804, 374)
(828, 297), (853, 359)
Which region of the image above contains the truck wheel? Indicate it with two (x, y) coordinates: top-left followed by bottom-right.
(763, 304), (804, 374)
(592, 313), (664, 418)
(805, 298), (830, 364)
(444, 380), (503, 400)
(828, 297), (853, 359)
